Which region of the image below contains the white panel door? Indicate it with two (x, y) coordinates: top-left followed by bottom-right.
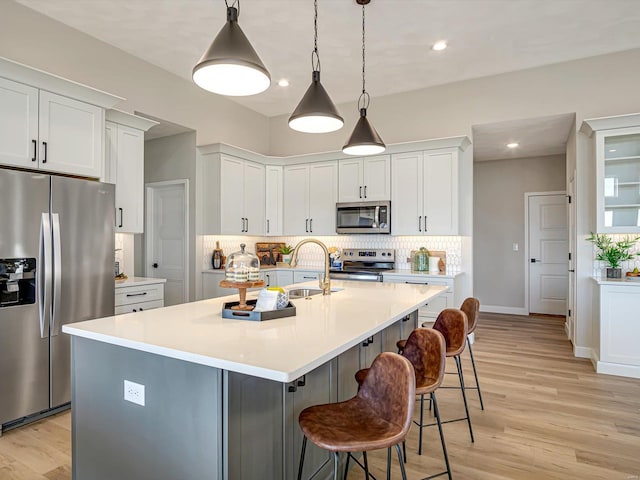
(0, 78), (38, 168)
(309, 162), (338, 235)
(362, 155), (390, 201)
(529, 194), (568, 315)
(338, 158), (363, 202)
(243, 162), (265, 235)
(284, 165), (310, 235)
(265, 165), (283, 236)
(146, 182), (188, 306)
(219, 155), (245, 234)
(115, 125), (144, 233)
(424, 151), (458, 235)
(38, 91), (103, 178)
(391, 152), (423, 235)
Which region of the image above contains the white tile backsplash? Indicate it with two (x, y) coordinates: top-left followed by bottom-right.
(202, 235), (463, 270)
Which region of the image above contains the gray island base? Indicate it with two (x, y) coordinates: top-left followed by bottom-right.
(65, 280), (448, 479)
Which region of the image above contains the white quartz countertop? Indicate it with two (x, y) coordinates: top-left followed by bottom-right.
(592, 276), (640, 286)
(115, 276), (167, 288)
(63, 280), (446, 383)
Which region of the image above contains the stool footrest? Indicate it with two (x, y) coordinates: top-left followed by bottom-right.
(421, 471), (450, 480)
(439, 416), (470, 425)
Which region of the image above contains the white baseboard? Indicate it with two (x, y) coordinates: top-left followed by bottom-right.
(480, 305), (528, 316)
(574, 346), (592, 359)
(564, 322), (570, 339)
(596, 359), (640, 379)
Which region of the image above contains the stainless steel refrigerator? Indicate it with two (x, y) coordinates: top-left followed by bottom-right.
(0, 168), (115, 430)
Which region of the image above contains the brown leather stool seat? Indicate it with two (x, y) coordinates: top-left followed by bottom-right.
(298, 352), (415, 480)
(356, 328), (452, 480)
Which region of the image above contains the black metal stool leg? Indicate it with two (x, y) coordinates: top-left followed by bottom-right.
(418, 393), (425, 455)
(333, 452), (339, 480)
(467, 338), (485, 410)
(402, 440), (407, 463)
(431, 393), (452, 480)
(363, 452), (370, 478)
(395, 443), (408, 480)
(455, 355), (474, 442)
(344, 452), (351, 479)
(297, 436), (307, 480)
(386, 447), (392, 480)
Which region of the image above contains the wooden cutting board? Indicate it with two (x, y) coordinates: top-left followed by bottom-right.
(255, 243), (285, 267)
(408, 250), (446, 272)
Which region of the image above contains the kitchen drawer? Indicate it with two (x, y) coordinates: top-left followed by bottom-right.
(115, 299), (164, 315)
(293, 271), (320, 283)
(115, 283), (164, 307)
(418, 292), (453, 319)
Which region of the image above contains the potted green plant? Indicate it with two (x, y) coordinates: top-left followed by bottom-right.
(279, 244), (293, 264)
(587, 233), (640, 278)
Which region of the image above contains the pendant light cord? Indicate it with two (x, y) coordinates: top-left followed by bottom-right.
(225, 0), (239, 16)
(312, 0), (321, 72)
(358, 3), (370, 110)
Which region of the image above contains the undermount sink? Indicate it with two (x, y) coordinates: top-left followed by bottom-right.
(288, 287), (343, 299)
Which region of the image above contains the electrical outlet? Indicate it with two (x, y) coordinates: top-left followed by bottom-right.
(124, 380), (145, 406)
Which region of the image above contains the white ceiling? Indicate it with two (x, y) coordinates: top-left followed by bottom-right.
(472, 113), (575, 162)
(15, 0), (640, 117)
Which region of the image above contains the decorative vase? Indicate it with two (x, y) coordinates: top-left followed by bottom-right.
(282, 254), (292, 264)
(606, 267), (622, 279)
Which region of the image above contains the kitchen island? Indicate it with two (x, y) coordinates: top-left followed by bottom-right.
(63, 280), (446, 480)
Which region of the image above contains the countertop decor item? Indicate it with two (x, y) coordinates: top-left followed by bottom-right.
(413, 247), (429, 271)
(192, 0), (271, 96)
(587, 232), (640, 278)
(288, 0), (343, 133)
(409, 250), (447, 272)
(256, 242), (285, 266)
(279, 244), (293, 265)
(221, 244), (264, 310)
(212, 241), (224, 269)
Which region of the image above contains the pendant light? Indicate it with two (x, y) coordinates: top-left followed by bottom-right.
(193, 0), (271, 96)
(343, 0), (385, 155)
(288, 0), (344, 133)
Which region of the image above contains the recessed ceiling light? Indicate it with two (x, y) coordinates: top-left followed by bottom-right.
(278, 79), (290, 87)
(507, 142), (519, 148)
(432, 41), (447, 51)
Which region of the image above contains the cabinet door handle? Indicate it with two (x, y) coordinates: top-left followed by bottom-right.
(265, 274), (270, 286)
(302, 276), (315, 279)
(297, 375), (306, 387)
(241, 218), (244, 232)
(418, 216), (422, 232)
(32, 139), (37, 162)
(118, 208), (123, 228)
(245, 217), (249, 232)
(42, 141), (47, 163)
(310, 218), (313, 232)
(305, 219), (309, 233)
(139, 307), (144, 311)
(133, 309), (137, 312)
(405, 281), (429, 285)
(288, 382), (298, 393)
(364, 186), (367, 198)
(267, 219), (270, 234)
(424, 216), (427, 232)
(126, 292), (148, 297)
(359, 186), (362, 198)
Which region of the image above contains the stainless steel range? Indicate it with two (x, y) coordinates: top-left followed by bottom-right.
(329, 248), (395, 282)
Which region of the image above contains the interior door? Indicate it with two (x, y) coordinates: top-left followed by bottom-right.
(568, 176), (576, 342)
(308, 162), (338, 235)
(283, 165), (310, 235)
(391, 152), (423, 235)
(146, 181), (188, 306)
(529, 194), (568, 315)
(50, 176), (115, 408)
(0, 78), (39, 169)
(424, 151), (457, 234)
(243, 162), (265, 235)
(0, 169), (50, 425)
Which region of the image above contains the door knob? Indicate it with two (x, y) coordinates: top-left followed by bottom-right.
(530, 259), (540, 263)
(152, 263), (158, 268)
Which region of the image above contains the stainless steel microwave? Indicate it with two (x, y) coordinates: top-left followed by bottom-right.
(336, 201), (391, 234)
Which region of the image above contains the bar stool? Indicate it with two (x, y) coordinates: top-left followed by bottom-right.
(298, 352), (415, 480)
(460, 298), (484, 410)
(356, 328), (452, 480)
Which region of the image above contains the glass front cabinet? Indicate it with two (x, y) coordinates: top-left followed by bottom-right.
(583, 115), (640, 233)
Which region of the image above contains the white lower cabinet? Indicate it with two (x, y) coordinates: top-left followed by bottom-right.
(383, 274), (457, 325)
(115, 280), (165, 315)
(202, 269), (319, 299)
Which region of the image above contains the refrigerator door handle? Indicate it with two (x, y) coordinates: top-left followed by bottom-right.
(51, 213), (62, 337)
(40, 213), (52, 339)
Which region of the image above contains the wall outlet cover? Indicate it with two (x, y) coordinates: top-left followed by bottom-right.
(124, 379), (145, 406)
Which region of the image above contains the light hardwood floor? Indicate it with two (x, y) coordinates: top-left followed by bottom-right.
(1, 313), (639, 479)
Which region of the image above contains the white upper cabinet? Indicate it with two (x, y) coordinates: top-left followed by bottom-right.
(392, 149), (459, 235)
(284, 162), (338, 235)
(200, 153), (265, 235)
(0, 78), (38, 169)
(338, 155), (390, 202)
(582, 115), (640, 233)
(104, 111), (157, 234)
(265, 165), (283, 236)
(39, 91), (104, 178)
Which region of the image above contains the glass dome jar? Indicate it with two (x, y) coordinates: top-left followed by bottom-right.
(414, 247), (430, 272)
(225, 244), (260, 282)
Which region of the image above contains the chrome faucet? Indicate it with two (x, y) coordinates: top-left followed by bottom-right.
(289, 238), (331, 295)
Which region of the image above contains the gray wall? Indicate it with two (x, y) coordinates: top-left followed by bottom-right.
(136, 132), (197, 302)
(0, 0), (269, 152)
(474, 155), (566, 309)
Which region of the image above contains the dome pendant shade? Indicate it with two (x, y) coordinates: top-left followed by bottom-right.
(288, 71), (344, 133)
(192, 7), (271, 96)
(343, 108), (385, 155)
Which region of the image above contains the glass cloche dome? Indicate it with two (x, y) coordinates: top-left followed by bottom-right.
(225, 244), (260, 282)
